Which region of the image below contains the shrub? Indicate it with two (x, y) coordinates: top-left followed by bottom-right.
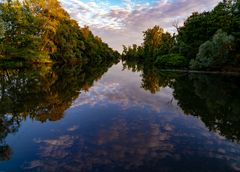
(155, 53), (188, 68)
(190, 29), (235, 70)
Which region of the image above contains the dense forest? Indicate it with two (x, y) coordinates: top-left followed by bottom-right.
(122, 0), (240, 71)
(0, 0), (119, 65)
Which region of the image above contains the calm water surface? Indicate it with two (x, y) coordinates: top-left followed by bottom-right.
(0, 62), (240, 172)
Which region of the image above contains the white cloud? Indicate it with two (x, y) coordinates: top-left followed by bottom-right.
(60, 0), (221, 51)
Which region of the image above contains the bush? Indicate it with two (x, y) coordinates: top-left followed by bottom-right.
(190, 41), (214, 69)
(154, 54), (188, 68)
(190, 29), (235, 70)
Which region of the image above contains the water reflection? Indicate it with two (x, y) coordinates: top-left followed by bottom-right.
(123, 60), (240, 143)
(0, 60), (240, 172)
(0, 59), (117, 161)
(25, 111), (240, 172)
(0, 114), (19, 161)
(173, 74), (240, 143)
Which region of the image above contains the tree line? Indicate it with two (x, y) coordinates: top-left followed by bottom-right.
(122, 0), (240, 71)
(0, 0), (119, 65)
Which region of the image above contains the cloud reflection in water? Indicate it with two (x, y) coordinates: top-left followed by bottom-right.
(24, 64), (240, 172)
(71, 63), (179, 114)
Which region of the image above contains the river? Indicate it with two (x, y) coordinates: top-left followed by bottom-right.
(0, 61), (240, 172)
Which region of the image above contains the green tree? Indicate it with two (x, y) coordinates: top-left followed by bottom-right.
(24, 0), (69, 54)
(123, 0), (240, 70)
(143, 26), (164, 60)
(143, 26), (174, 61)
(0, 0), (47, 61)
(0, 17), (5, 38)
(177, 0), (239, 62)
(0, 0), (119, 64)
(122, 25), (176, 64)
(190, 30), (235, 69)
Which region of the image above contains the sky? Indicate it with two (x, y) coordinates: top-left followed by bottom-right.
(60, 0), (222, 52)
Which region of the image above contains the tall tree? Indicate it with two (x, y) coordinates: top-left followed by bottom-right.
(0, 0), (119, 63)
(0, 0), (47, 61)
(143, 26), (165, 61)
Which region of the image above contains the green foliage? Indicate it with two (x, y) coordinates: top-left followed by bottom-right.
(143, 26), (175, 61)
(155, 54), (188, 68)
(0, 0), (119, 64)
(0, 60), (24, 68)
(122, 25), (175, 64)
(143, 26), (163, 60)
(0, 0), (50, 61)
(177, 0), (240, 63)
(0, 17), (5, 39)
(190, 30), (235, 69)
(123, 0), (240, 71)
(177, 12), (214, 59)
(122, 44), (144, 62)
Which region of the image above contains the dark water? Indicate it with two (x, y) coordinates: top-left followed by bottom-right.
(0, 61), (240, 172)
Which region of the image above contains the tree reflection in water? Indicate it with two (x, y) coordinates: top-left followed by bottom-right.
(0, 59), (239, 172)
(22, 61), (240, 172)
(0, 59), (118, 160)
(123, 59), (240, 143)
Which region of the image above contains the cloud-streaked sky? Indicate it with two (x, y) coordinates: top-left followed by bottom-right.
(60, 0), (221, 51)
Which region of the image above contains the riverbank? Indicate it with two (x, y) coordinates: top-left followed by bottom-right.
(0, 60), (53, 68)
(158, 68), (240, 75)
(1, 59), (239, 76)
(0, 59), (88, 68)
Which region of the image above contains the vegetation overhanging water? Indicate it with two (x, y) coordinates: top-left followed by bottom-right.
(0, 0), (240, 171)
